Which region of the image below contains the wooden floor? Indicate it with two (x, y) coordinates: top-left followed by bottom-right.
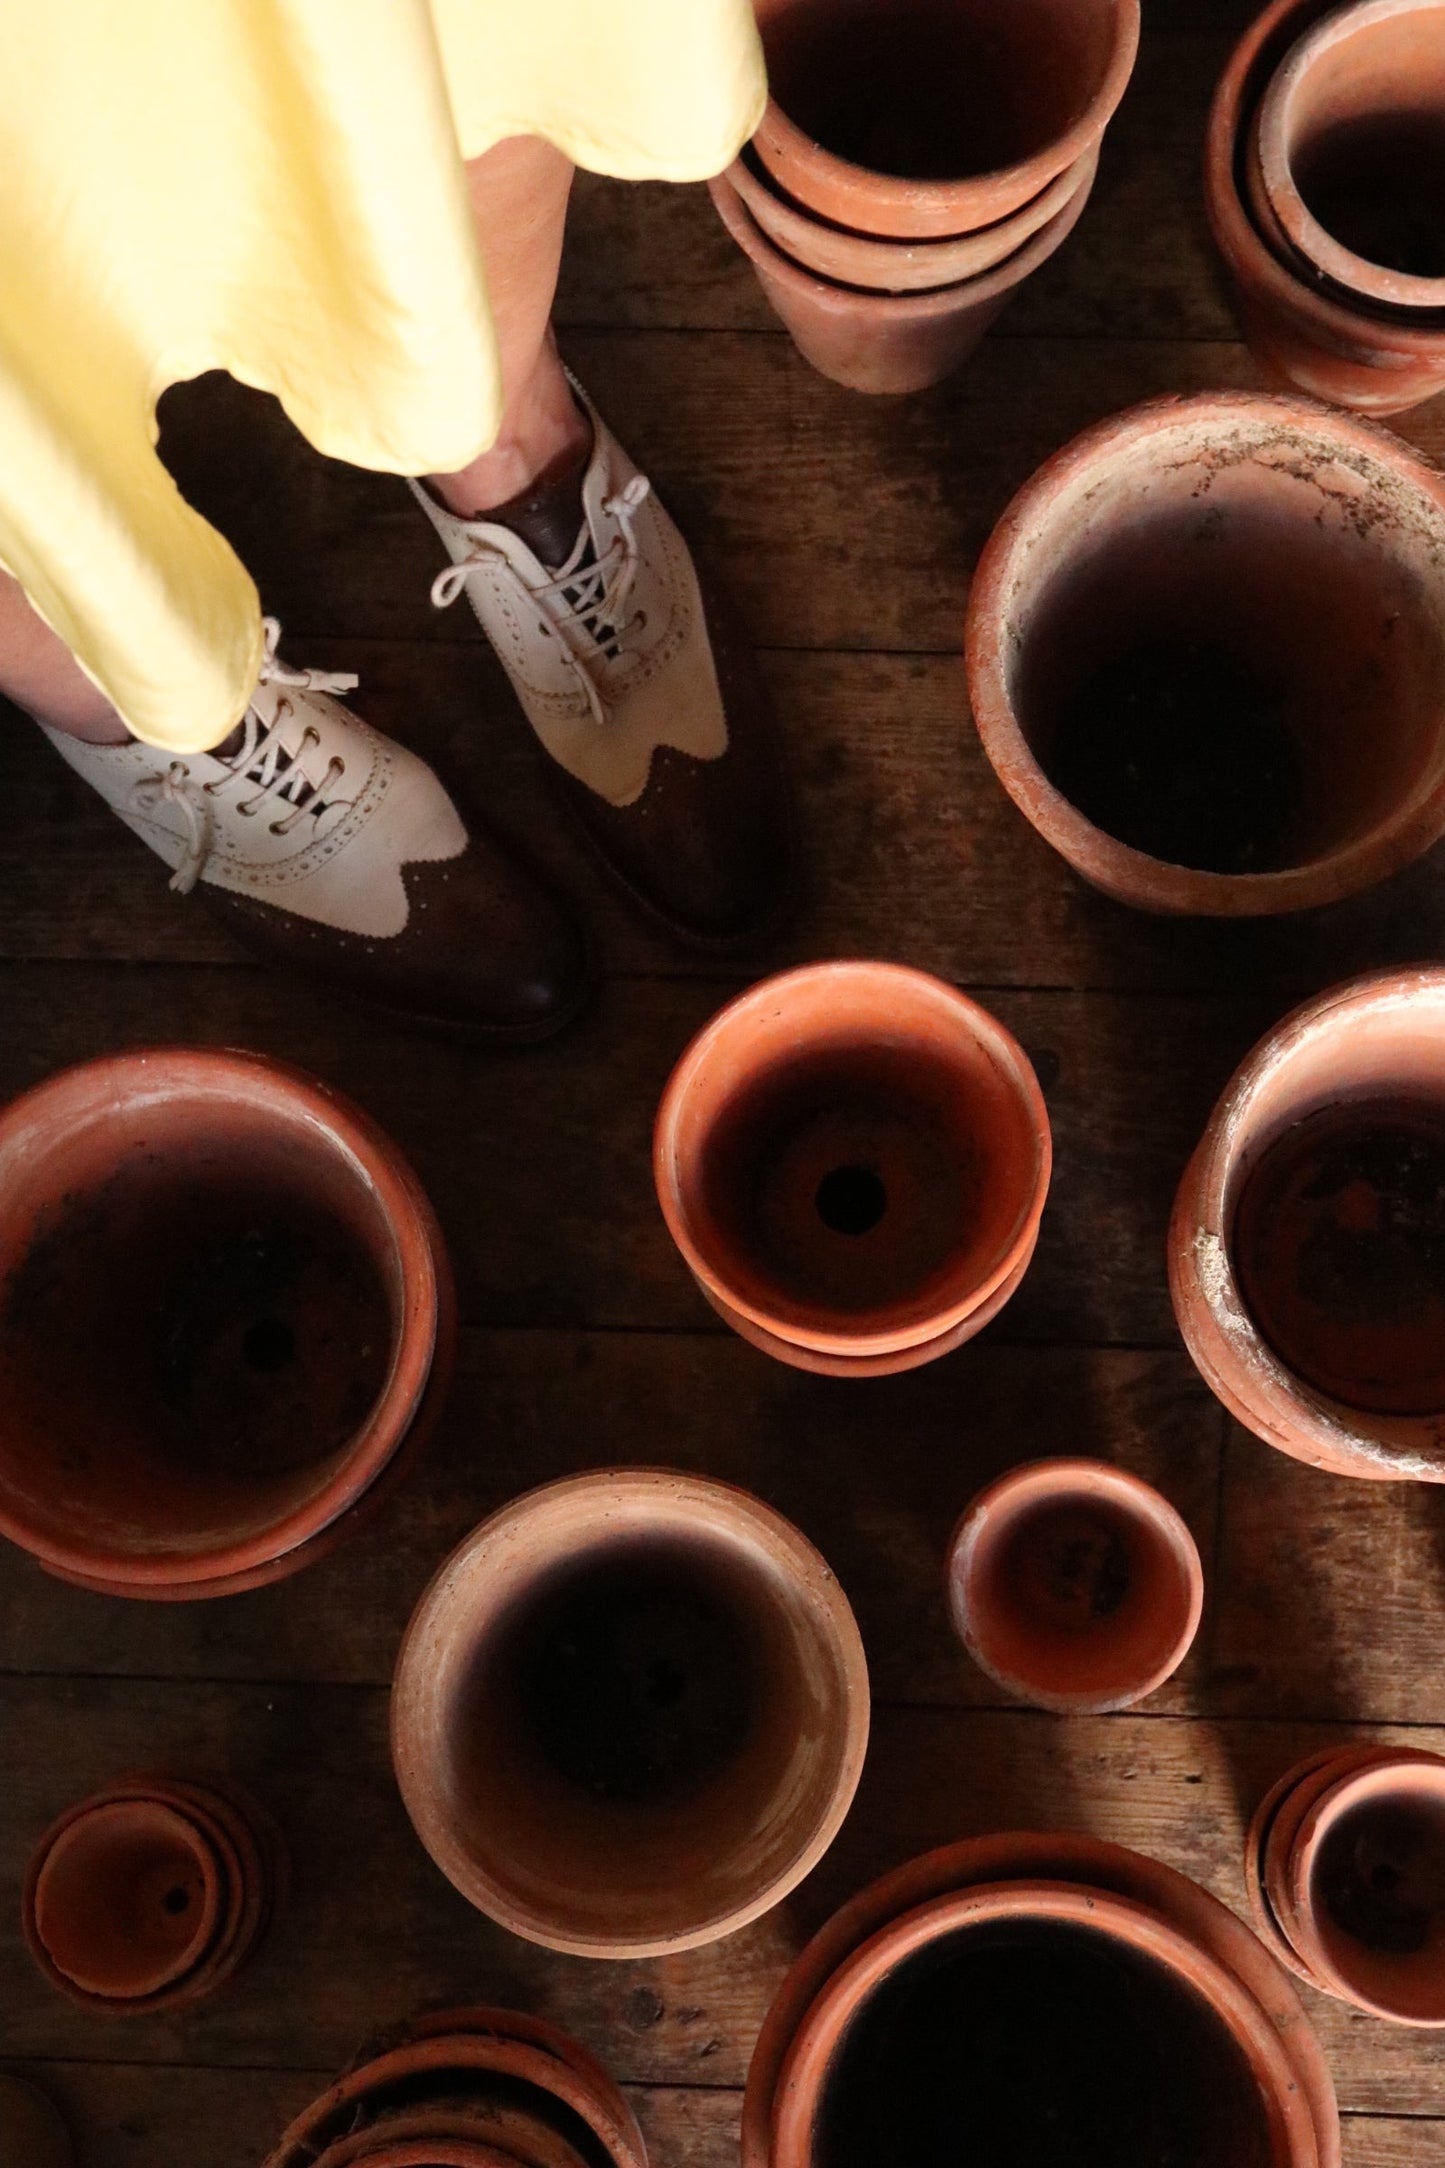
(6, 2), (1445, 2159)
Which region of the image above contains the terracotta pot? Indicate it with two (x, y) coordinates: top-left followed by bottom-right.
(1170, 968), (1445, 1481)
(771, 1879), (1319, 2167)
(1280, 1751), (1445, 2022)
(709, 161), (1094, 394)
(945, 1458), (1203, 1713)
(726, 142), (1098, 293)
(1205, 0), (1445, 412)
(1244, 1742), (1405, 1985)
(317, 2097), (590, 2168)
(23, 1771), (284, 2015)
(654, 963), (1050, 1372)
(742, 1831), (1339, 2168)
(391, 1470), (869, 1958)
(0, 1048), (453, 1596)
(0, 2076), (73, 2168)
(264, 2006), (647, 2168)
(965, 392), (1445, 916)
(752, 0), (1138, 239)
(1255, 0), (1445, 313)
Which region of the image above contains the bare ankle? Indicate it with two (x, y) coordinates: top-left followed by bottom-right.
(427, 344), (591, 518)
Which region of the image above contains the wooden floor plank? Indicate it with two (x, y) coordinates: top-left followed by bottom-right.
(0, 1336), (1220, 1707)
(4, 1686), (1443, 2116)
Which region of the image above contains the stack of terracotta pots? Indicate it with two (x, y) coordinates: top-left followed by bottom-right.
(263, 2005), (647, 2168)
(654, 963), (1051, 1376)
(946, 1459), (1204, 1713)
(1171, 968), (1445, 1482)
(23, 1772), (285, 2017)
(709, 0), (1139, 392)
(743, 1833), (1340, 2167)
(1207, 0), (1445, 414)
(0, 1048), (454, 1599)
(1247, 1745), (1445, 2025)
(966, 392), (1445, 916)
(391, 1470), (868, 1957)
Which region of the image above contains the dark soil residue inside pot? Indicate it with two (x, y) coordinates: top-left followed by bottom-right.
(1234, 1097), (1445, 1414)
(517, 1559), (758, 1806)
(815, 1918), (1271, 2168)
(1299, 114), (1445, 280)
(1008, 1504), (1133, 1633)
(1046, 636), (1302, 873)
(1318, 1803), (1445, 1958)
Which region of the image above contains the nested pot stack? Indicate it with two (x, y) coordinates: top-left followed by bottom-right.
(0, 1047), (455, 1598)
(391, 1468), (868, 1957)
(743, 1832), (1340, 2168)
(655, 963), (1050, 1375)
(263, 2004), (647, 2168)
(1207, 0), (1445, 413)
(23, 1771), (285, 2017)
(709, 0), (1139, 391)
(1171, 968), (1445, 1481)
(1246, 1745), (1445, 2024)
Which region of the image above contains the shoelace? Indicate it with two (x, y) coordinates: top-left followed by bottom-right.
(430, 474), (652, 726)
(129, 618), (360, 894)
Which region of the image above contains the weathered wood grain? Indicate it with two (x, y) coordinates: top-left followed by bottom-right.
(0, 1337), (1221, 1709)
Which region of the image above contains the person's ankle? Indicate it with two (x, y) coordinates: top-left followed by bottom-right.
(428, 356), (592, 519)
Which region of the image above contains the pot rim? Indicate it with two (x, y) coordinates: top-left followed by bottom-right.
(945, 1456), (1204, 1712)
(709, 157), (1096, 320)
(1256, 0), (1445, 313)
(1286, 1751), (1445, 2021)
(771, 1877), (1320, 2168)
(653, 962), (1051, 1357)
(964, 389), (1445, 917)
(390, 1467), (871, 1958)
(1167, 966), (1445, 1481)
(740, 1831), (1339, 2168)
(752, 0), (1139, 238)
(0, 1046), (445, 1586)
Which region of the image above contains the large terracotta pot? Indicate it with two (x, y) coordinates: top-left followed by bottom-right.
(655, 963), (1050, 1375)
(945, 1458), (1203, 1713)
(23, 1771), (285, 2016)
(725, 142), (1098, 293)
(752, 0), (1138, 238)
(709, 163), (1093, 395)
(1171, 968), (1445, 1481)
(1205, 0), (1445, 413)
(965, 392), (1445, 915)
(1247, 1745), (1445, 2024)
(390, 1470), (869, 1958)
(742, 1832), (1339, 2168)
(264, 2006), (647, 2168)
(0, 1048), (453, 1597)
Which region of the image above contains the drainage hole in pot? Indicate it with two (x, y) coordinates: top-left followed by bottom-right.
(815, 1164), (888, 1236)
(161, 1884), (193, 1915)
(1045, 637), (1300, 874)
(512, 1558), (759, 1806)
(1318, 1801), (1445, 1957)
(1297, 115), (1445, 280)
(1233, 1097), (1445, 1415)
(815, 1918), (1272, 2168)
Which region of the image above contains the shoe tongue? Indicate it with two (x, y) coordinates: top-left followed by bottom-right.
(483, 435), (591, 570)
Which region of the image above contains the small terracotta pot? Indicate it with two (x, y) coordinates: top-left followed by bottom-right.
(752, 0), (1138, 238)
(1205, 0), (1445, 413)
(965, 392), (1445, 916)
(391, 1470), (869, 1958)
(771, 1880), (1319, 2167)
(23, 1771), (284, 2016)
(1255, 0), (1445, 313)
(1244, 1742), (1405, 1984)
(709, 161), (1094, 394)
(945, 1458), (1203, 1713)
(264, 2006), (647, 2168)
(1170, 968), (1445, 1481)
(742, 1832), (1340, 2168)
(726, 142), (1098, 293)
(655, 963), (1050, 1372)
(0, 1048), (453, 1596)
(0, 2076), (73, 2168)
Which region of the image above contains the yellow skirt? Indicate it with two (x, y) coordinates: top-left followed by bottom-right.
(0, 1), (765, 752)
